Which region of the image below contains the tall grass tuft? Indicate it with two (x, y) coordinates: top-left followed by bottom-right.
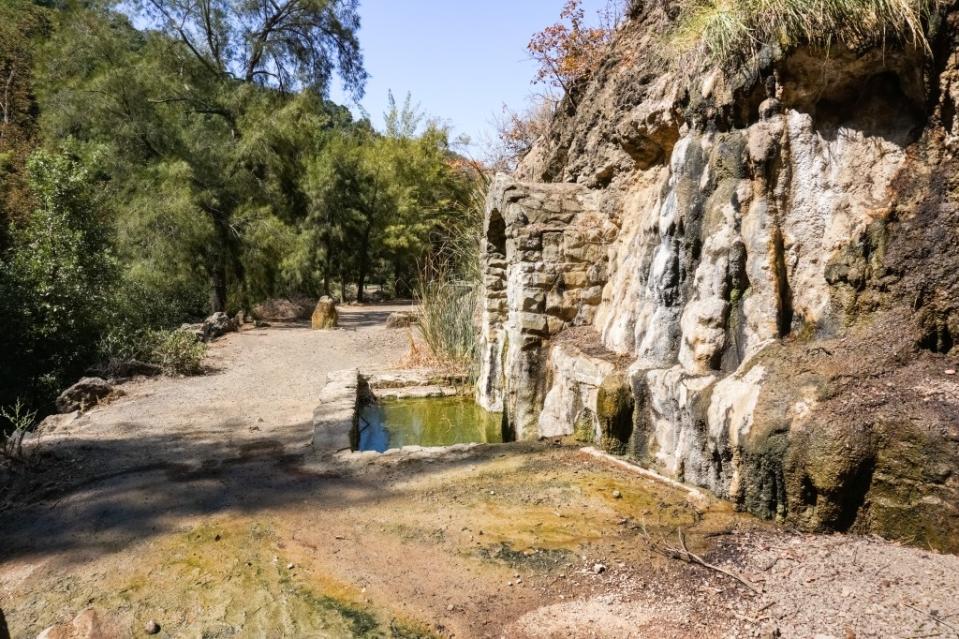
(674, 0), (942, 65)
(413, 179), (486, 374)
(415, 267), (481, 374)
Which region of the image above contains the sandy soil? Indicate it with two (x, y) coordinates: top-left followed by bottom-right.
(1, 304), (957, 639)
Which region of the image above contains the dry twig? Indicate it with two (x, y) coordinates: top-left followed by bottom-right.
(641, 523), (762, 595)
(904, 602), (959, 637)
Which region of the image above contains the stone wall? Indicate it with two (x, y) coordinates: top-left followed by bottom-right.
(476, 177), (617, 439)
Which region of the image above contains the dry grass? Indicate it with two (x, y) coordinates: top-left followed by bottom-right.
(411, 180), (486, 375)
(413, 273), (480, 375)
(673, 0), (942, 65)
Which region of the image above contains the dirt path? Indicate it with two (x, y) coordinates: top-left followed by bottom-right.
(1, 305), (958, 639)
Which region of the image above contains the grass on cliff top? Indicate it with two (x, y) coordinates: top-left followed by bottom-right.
(673, 0), (941, 65)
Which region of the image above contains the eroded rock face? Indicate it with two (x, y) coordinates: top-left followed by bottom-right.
(477, 4), (959, 550)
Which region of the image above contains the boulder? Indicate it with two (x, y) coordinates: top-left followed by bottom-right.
(253, 297), (314, 322)
(385, 311), (418, 329)
(312, 296), (338, 330)
(114, 360), (161, 378)
(201, 312), (237, 341)
(55, 378), (118, 414)
(36, 609), (121, 639)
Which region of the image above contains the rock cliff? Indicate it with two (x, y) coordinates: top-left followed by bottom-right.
(478, 1), (959, 550)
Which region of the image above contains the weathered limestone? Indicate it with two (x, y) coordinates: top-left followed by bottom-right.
(538, 343), (615, 440)
(476, 6), (959, 548)
(311, 296), (338, 330)
(476, 177), (616, 439)
(312, 369), (358, 453)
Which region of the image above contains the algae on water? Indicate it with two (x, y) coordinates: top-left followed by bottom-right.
(357, 397), (503, 452)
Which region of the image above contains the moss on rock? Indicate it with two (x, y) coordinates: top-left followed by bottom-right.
(596, 372), (635, 455)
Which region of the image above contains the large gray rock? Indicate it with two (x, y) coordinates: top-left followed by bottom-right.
(202, 312), (237, 341)
(55, 378), (117, 414)
(253, 297), (314, 322)
(91, 359), (161, 380)
(178, 312), (238, 343)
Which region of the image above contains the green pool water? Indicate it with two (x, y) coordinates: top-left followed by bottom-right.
(356, 397), (504, 452)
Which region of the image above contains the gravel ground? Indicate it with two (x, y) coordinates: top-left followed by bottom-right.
(730, 532), (959, 639)
(1, 303), (957, 638)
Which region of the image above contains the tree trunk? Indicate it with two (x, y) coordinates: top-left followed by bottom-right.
(208, 209), (234, 314)
(356, 224), (372, 304)
(210, 263), (227, 314)
(323, 238), (334, 296)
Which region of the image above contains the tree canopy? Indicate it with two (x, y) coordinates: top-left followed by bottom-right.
(133, 0), (367, 96)
(0, 0), (480, 416)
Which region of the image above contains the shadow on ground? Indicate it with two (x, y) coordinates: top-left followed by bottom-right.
(0, 424), (517, 564)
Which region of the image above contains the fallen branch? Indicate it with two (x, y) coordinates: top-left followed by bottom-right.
(641, 523), (762, 595)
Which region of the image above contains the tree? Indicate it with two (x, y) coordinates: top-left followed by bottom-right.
(134, 0), (366, 96)
(527, 0), (621, 98)
(297, 93), (476, 303)
(489, 96), (557, 172)
(0, 0), (50, 247)
(39, 3), (366, 312)
(0, 152), (116, 410)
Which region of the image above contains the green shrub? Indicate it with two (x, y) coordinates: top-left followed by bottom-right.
(674, 0), (940, 65)
(96, 275), (208, 369)
(0, 152), (116, 411)
(150, 330), (207, 376)
(1, 399), (37, 461)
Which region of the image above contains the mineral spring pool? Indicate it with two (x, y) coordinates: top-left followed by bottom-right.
(356, 397), (504, 452)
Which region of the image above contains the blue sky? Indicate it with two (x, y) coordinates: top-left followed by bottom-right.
(330, 0), (611, 152)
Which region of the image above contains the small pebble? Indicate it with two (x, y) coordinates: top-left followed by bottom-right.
(144, 620), (160, 635)
(593, 563), (607, 574)
(612, 490), (622, 499)
(946, 369), (956, 376)
(447, 604), (455, 612)
(287, 563), (294, 570)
